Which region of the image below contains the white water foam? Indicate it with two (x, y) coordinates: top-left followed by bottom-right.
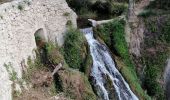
(81, 27), (139, 100)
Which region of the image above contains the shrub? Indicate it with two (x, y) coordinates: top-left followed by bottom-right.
(138, 10), (156, 18)
(4, 62), (17, 81)
(66, 0), (92, 12)
(79, 7), (97, 19)
(63, 28), (86, 70)
(92, 1), (127, 16)
(94, 19), (151, 99)
(18, 4), (23, 10)
(141, 16), (170, 99)
(66, 20), (72, 26)
(45, 43), (64, 66)
(147, 0), (170, 10)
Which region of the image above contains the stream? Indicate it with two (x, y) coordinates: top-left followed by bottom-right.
(81, 27), (138, 100)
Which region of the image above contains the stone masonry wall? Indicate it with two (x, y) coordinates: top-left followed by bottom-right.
(0, 0), (77, 99)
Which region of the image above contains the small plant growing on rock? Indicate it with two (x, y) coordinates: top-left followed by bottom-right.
(63, 12), (70, 16)
(0, 15), (3, 19)
(18, 4), (24, 11)
(4, 62), (17, 81)
(66, 20), (72, 26)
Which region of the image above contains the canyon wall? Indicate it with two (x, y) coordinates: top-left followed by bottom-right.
(0, 0), (77, 99)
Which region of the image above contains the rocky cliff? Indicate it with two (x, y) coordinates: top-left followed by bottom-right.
(0, 0), (77, 99)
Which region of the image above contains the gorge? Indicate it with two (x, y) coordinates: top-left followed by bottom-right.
(0, 0), (170, 100)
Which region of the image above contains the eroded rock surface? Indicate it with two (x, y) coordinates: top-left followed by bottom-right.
(0, 0), (77, 99)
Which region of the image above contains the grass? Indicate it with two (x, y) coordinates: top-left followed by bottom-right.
(4, 62), (17, 81)
(141, 16), (170, 99)
(79, 8), (97, 19)
(94, 19), (151, 99)
(63, 28), (87, 70)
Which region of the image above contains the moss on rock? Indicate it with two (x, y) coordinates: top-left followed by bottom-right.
(94, 19), (151, 100)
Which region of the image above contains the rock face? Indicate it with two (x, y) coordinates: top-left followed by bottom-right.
(0, 0), (77, 99)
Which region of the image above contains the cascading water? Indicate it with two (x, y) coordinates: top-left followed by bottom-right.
(80, 27), (139, 100)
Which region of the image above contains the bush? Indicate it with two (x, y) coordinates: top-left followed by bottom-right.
(45, 43), (64, 66)
(66, 0), (92, 12)
(92, 1), (127, 16)
(138, 10), (156, 18)
(141, 16), (170, 99)
(94, 19), (151, 99)
(63, 29), (86, 70)
(148, 0), (170, 10)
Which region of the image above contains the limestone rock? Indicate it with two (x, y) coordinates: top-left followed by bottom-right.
(0, 0), (77, 99)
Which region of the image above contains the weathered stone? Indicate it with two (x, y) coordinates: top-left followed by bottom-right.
(0, 0), (77, 99)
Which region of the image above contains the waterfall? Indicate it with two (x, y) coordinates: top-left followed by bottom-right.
(80, 27), (138, 100)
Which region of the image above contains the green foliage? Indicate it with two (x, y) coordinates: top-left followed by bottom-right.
(66, 0), (92, 12)
(142, 15), (170, 99)
(79, 7), (97, 19)
(24, 53), (44, 82)
(81, 45), (93, 75)
(92, 1), (127, 17)
(95, 19), (151, 99)
(66, 20), (73, 26)
(63, 12), (70, 16)
(66, 0), (127, 20)
(0, 15), (3, 19)
(18, 4), (24, 11)
(148, 0), (170, 10)
(161, 17), (170, 43)
(4, 62), (17, 81)
(63, 29), (86, 70)
(138, 10), (156, 18)
(95, 19), (130, 61)
(24, 42), (64, 82)
(45, 42), (64, 66)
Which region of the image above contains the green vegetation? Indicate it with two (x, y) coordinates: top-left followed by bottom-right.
(141, 15), (170, 99)
(148, 0), (170, 10)
(66, 0), (128, 20)
(63, 12), (70, 17)
(25, 42), (64, 82)
(4, 62), (17, 81)
(63, 28), (87, 70)
(95, 19), (135, 72)
(0, 15), (3, 19)
(66, 20), (73, 26)
(18, 4), (24, 10)
(94, 19), (151, 99)
(92, 1), (127, 17)
(138, 10), (156, 18)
